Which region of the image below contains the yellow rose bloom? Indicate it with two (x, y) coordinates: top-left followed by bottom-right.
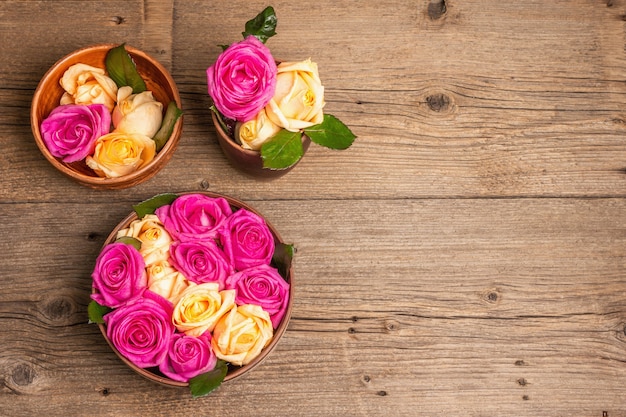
(172, 283), (236, 337)
(59, 63), (118, 112)
(116, 214), (172, 265)
(266, 59), (325, 132)
(234, 108), (282, 151)
(211, 304), (274, 366)
(85, 132), (156, 178)
(146, 260), (189, 303)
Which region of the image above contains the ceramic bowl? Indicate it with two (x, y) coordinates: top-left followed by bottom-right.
(93, 191), (293, 388)
(31, 44), (183, 189)
(212, 111), (310, 179)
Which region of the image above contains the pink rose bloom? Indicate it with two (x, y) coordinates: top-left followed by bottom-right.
(169, 240), (233, 288)
(91, 242), (148, 308)
(221, 208), (275, 271)
(158, 332), (217, 382)
(225, 264), (289, 328)
(40, 103), (111, 162)
(104, 291), (175, 368)
(207, 36), (277, 122)
(156, 194), (233, 242)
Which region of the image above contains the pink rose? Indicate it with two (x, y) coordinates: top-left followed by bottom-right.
(221, 208), (275, 271)
(40, 103), (111, 162)
(169, 240), (233, 288)
(91, 242), (148, 308)
(225, 264), (289, 328)
(156, 194), (233, 242)
(158, 332), (217, 382)
(104, 291), (175, 368)
(207, 36), (277, 122)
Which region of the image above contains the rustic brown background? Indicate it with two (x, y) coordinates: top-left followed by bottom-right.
(1, 0), (625, 416)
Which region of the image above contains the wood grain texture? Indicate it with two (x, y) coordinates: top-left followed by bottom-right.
(1, 0), (625, 416)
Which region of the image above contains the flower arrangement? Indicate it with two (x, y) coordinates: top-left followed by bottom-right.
(39, 44), (182, 178)
(207, 6), (356, 170)
(88, 192), (293, 397)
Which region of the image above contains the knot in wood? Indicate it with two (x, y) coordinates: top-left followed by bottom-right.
(428, 0), (447, 20)
(426, 94), (451, 112)
(42, 296), (74, 322)
(86, 232), (101, 241)
(482, 288), (501, 304)
(384, 320), (399, 333)
(12, 363), (36, 386)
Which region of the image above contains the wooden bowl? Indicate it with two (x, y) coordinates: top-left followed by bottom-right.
(31, 44), (183, 189)
(94, 191), (294, 388)
(212, 111), (310, 179)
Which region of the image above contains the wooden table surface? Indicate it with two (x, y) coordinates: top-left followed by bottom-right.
(1, 1), (625, 416)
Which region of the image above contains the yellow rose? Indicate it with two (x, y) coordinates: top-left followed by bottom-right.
(266, 59), (325, 132)
(116, 214), (172, 265)
(234, 108), (282, 150)
(59, 63), (118, 112)
(85, 132), (156, 178)
(172, 283), (236, 337)
(112, 86), (163, 138)
(211, 304), (274, 366)
(146, 260), (189, 303)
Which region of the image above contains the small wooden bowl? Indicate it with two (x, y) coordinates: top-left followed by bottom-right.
(94, 191), (294, 388)
(31, 44), (183, 189)
(212, 111), (310, 179)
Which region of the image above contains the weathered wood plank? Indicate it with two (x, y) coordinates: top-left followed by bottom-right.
(1, 199), (624, 416)
(2, 1), (625, 201)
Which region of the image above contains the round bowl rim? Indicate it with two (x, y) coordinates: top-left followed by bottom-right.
(94, 190), (294, 387)
(30, 43), (183, 189)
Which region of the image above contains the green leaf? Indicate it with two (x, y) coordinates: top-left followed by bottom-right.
(115, 236), (142, 251)
(260, 130), (304, 169)
(189, 360), (228, 398)
(105, 44), (147, 93)
(153, 101), (183, 152)
(88, 300), (110, 324)
(304, 114), (356, 150)
(210, 105), (232, 137)
(242, 6), (277, 43)
(272, 242), (294, 280)
(133, 193), (178, 218)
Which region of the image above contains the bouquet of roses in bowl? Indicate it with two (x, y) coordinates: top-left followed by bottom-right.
(207, 6), (356, 176)
(31, 44), (183, 189)
(88, 192), (294, 397)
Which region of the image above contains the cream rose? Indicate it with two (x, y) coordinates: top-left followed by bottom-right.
(265, 59), (325, 132)
(85, 132), (156, 178)
(112, 86), (163, 138)
(59, 63), (118, 112)
(172, 283), (236, 337)
(211, 304), (274, 366)
(234, 108), (282, 150)
(116, 214), (172, 265)
(146, 260), (189, 303)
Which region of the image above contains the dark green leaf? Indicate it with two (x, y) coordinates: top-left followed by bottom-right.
(105, 44), (147, 93)
(210, 105), (233, 138)
(153, 101), (183, 151)
(272, 242), (294, 280)
(115, 236), (142, 251)
(242, 6), (277, 43)
(304, 114), (356, 150)
(88, 300), (110, 324)
(189, 360), (228, 398)
(260, 130), (304, 169)
(133, 193), (178, 218)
